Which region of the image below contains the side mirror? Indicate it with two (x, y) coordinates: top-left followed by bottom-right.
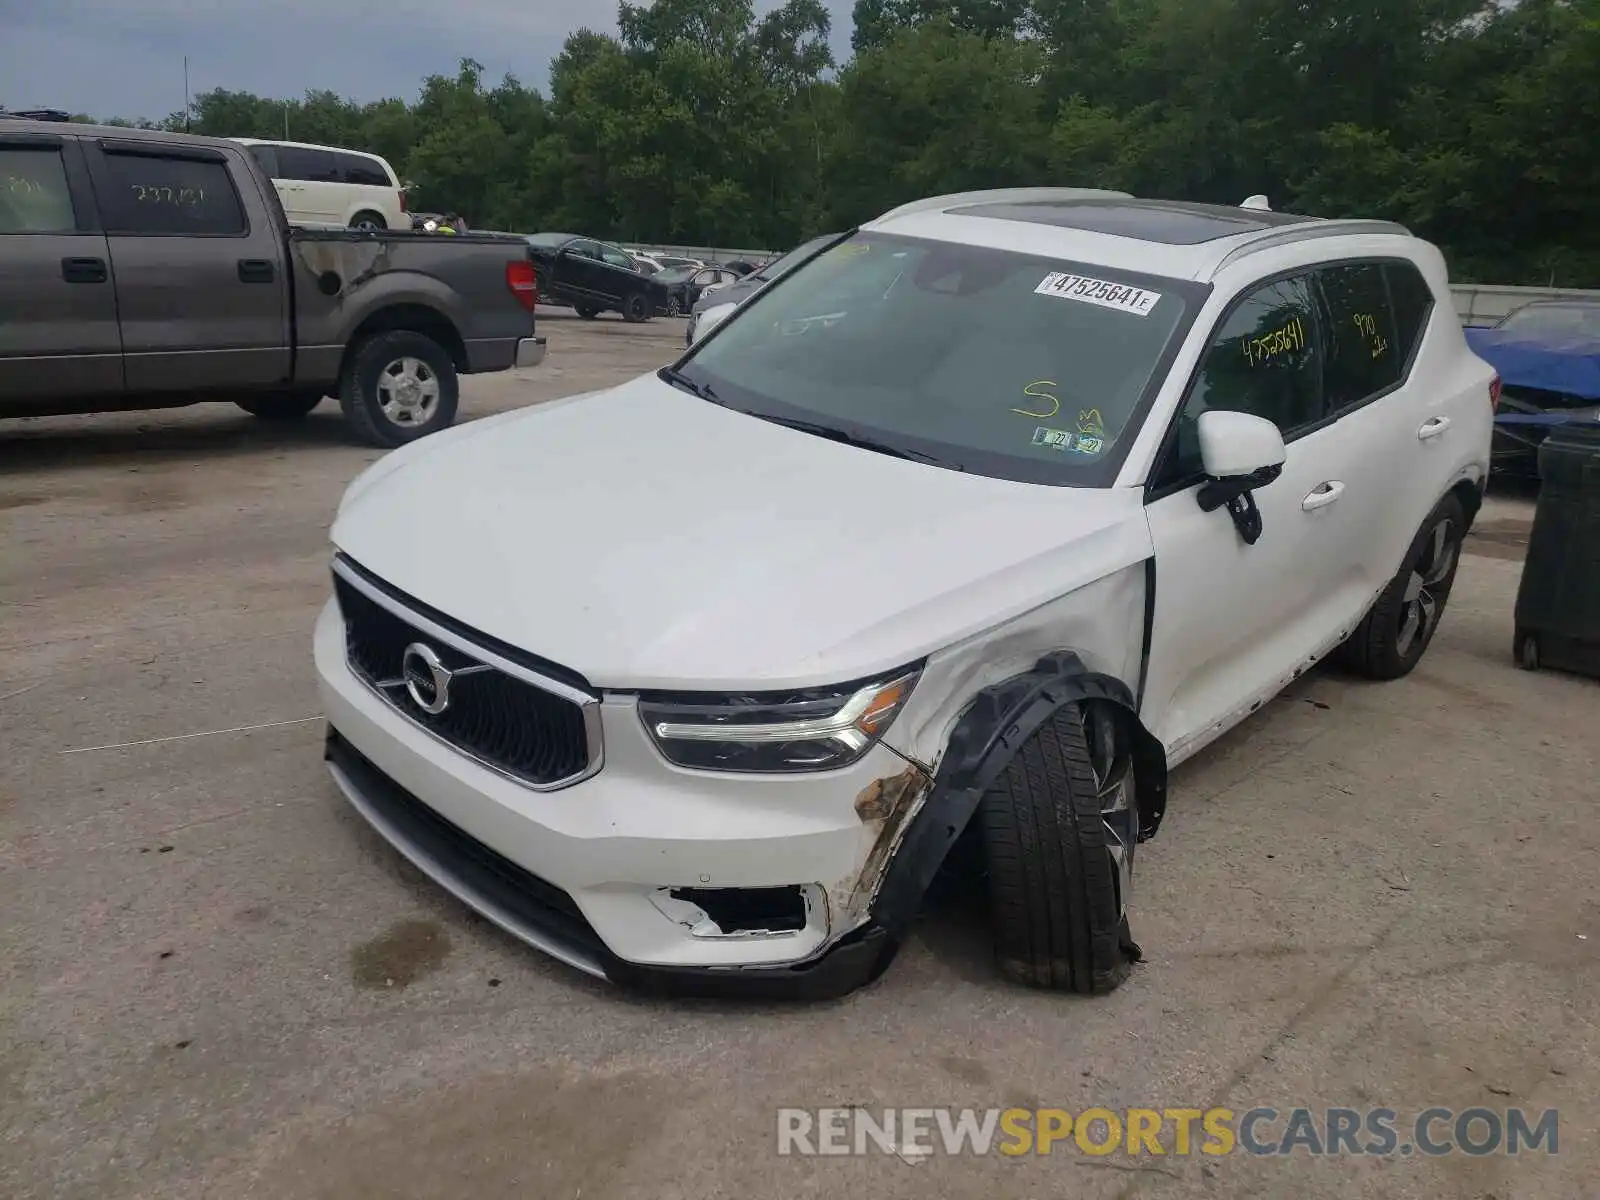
(690, 301), (738, 344)
(1198, 410), (1285, 479)
(1195, 411), (1286, 546)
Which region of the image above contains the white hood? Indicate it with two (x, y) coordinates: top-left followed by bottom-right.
(331, 373), (1153, 689)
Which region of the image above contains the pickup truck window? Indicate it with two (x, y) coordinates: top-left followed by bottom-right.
(0, 146), (77, 233)
(101, 151), (247, 236)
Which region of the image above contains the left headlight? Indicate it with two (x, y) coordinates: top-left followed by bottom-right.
(638, 668), (921, 773)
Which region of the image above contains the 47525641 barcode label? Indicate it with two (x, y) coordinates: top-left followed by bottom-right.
(1034, 272), (1162, 317)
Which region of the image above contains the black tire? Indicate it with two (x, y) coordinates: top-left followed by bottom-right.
(235, 391), (323, 420)
(575, 304), (600, 320)
(622, 292), (651, 323)
(1340, 494), (1466, 680)
(337, 330), (458, 449)
(1515, 630), (1540, 671)
(978, 701), (1139, 995)
(349, 211), (387, 231)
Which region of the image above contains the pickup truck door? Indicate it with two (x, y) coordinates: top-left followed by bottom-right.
(85, 139), (290, 393)
(0, 133), (123, 403)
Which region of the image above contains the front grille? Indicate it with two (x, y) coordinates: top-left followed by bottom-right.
(332, 562), (594, 787)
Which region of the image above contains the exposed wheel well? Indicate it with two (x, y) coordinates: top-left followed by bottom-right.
(340, 305), (467, 381)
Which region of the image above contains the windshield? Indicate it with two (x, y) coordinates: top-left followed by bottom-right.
(752, 235), (838, 283)
(674, 233), (1200, 484)
(1498, 303), (1599, 338)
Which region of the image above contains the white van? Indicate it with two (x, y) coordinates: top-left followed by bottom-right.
(231, 138), (406, 231)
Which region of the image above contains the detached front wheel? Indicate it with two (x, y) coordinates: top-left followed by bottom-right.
(978, 699), (1141, 995)
(338, 330), (459, 448)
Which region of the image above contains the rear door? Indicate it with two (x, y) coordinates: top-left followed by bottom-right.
(563, 240), (608, 301)
(596, 242), (640, 303)
(273, 145), (341, 226)
(0, 132), (123, 402)
(334, 150), (400, 229)
(85, 138), (289, 392)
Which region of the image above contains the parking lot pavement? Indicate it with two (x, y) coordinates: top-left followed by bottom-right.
(3, 313), (1595, 1199)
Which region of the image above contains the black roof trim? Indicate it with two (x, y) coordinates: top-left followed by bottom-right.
(949, 198), (1320, 245)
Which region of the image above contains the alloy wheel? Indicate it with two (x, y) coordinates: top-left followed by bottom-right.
(1397, 518), (1458, 657)
(376, 356), (440, 427)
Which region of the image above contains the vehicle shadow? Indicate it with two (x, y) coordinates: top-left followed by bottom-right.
(0, 407), (368, 475)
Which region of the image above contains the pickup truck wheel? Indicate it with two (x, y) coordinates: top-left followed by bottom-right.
(622, 292), (651, 323)
(235, 391), (323, 420)
(575, 305), (600, 320)
(338, 331), (459, 448)
(1339, 494), (1466, 680)
(978, 699), (1140, 995)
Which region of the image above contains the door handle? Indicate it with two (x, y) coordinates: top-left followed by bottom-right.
(1418, 416), (1452, 440)
(61, 256), (107, 284)
(1302, 480), (1345, 511)
(237, 259), (275, 284)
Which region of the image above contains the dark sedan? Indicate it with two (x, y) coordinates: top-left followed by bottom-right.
(523, 232), (673, 322)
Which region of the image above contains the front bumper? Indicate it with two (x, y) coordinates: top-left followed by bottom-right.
(314, 598), (905, 994)
(515, 335), (547, 369)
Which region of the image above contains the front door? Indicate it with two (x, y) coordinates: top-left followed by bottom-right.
(86, 140), (289, 393)
(0, 135), (123, 404)
(1141, 271), (1368, 764)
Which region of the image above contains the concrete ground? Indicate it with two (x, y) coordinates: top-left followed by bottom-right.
(3, 311), (1595, 1200)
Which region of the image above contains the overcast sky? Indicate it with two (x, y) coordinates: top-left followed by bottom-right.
(1, 0), (855, 122)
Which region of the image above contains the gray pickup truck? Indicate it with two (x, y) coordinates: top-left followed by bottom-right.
(0, 119), (545, 446)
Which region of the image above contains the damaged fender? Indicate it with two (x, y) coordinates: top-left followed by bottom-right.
(866, 650), (1168, 938)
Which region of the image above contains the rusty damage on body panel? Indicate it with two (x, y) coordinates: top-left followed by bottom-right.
(838, 763), (932, 917)
(295, 239), (393, 296)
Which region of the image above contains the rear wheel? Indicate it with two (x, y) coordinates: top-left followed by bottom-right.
(235, 391), (323, 420)
(337, 330), (458, 448)
(349, 211), (387, 231)
(978, 699), (1140, 994)
(622, 292), (651, 323)
(1340, 495), (1466, 680)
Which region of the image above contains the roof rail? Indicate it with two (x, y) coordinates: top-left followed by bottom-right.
(2, 108), (74, 122)
(1213, 218), (1412, 272)
(869, 186), (1134, 225)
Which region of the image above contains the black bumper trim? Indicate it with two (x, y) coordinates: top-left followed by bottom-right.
(324, 726), (893, 1000)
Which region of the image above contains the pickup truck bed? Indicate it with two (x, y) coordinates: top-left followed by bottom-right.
(0, 119), (544, 446)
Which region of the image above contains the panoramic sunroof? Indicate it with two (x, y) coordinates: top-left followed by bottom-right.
(949, 200), (1315, 245)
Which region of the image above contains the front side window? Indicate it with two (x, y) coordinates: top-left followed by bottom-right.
(0, 146), (77, 233)
(673, 233), (1198, 485)
(1162, 274), (1323, 484)
(1318, 262), (1400, 411)
(599, 245), (634, 270)
(100, 152), (246, 236)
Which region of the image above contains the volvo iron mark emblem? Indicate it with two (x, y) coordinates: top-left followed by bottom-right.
(402, 642), (456, 714)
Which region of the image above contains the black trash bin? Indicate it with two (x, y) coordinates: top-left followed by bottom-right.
(1513, 421), (1600, 678)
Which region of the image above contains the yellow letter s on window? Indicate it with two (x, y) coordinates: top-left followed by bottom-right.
(1014, 380), (1060, 419)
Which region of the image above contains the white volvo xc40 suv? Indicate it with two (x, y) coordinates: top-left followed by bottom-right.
(314, 188), (1495, 998)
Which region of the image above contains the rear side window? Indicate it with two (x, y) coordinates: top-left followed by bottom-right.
(0, 146), (77, 233)
(100, 151), (247, 236)
(1162, 273), (1324, 482)
(1385, 262), (1435, 362)
(275, 146), (339, 182)
(245, 144), (279, 177)
(339, 153), (391, 187)
(1317, 262), (1400, 410)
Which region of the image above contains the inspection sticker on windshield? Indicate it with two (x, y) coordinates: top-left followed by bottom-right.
(1033, 426), (1105, 456)
(1035, 272), (1162, 317)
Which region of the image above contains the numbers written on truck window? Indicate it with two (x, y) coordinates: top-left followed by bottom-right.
(128, 184), (207, 209)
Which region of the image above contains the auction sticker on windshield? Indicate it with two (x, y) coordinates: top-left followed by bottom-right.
(1035, 272), (1162, 317)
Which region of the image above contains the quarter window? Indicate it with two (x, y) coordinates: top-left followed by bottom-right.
(1386, 262), (1435, 364)
(0, 146), (77, 233)
(100, 151), (246, 235)
(339, 154), (391, 187)
(1318, 262), (1400, 410)
(1164, 274), (1323, 482)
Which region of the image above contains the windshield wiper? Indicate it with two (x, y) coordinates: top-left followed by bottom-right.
(659, 366), (723, 405)
(756, 414), (963, 471)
